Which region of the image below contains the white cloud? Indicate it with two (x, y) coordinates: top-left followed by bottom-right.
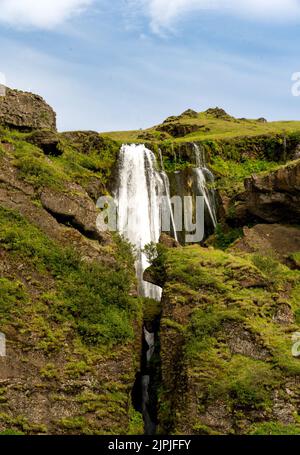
(135, 0), (300, 32)
(0, 0), (93, 29)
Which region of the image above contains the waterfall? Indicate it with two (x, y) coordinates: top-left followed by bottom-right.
(114, 143), (217, 433)
(193, 143), (217, 229)
(116, 144), (164, 300)
(158, 149), (178, 242)
(115, 143), (167, 435)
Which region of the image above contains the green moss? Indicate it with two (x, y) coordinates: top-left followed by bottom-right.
(251, 254), (281, 284)
(250, 421), (300, 435)
(128, 407), (144, 435)
(161, 318), (185, 333)
(0, 388), (7, 404)
(0, 206), (140, 348)
(40, 363), (59, 380)
(143, 297), (162, 324)
(213, 224), (243, 250)
(59, 416), (86, 431)
(0, 413), (47, 434)
(0, 127), (120, 194)
(0, 278), (26, 321)
(192, 423), (222, 435)
(0, 429), (25, 435)
(210, 156), (279, 196)
(290, 252), (300, 269)
(157, 245), (300, 434)
(12, 140), (67, 189)
(65, 361), (91, 378)
(53, 137), (119, 188)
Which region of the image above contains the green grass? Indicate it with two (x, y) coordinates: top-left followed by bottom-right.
(0, 206), (139, 347)
(0, 127), (120, 192)
(101, 110), (300, 143)
(250, 422), (300, 435)
(213, 224), (244, 250)
(210, 156), (280, 195)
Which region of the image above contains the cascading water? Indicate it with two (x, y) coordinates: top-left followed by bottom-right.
(158, 149), (178, 242)
(114, 143), (217, 433)
(193, 143), (217, 229)
(116, 144), (163, 300)
(115, 144), (170, 434)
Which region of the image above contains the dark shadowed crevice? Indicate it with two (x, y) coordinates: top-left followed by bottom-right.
(42, 207), (100, 241)
(132, 313), (162, 435)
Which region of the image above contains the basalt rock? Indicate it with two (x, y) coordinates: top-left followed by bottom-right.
(205, 107), (232, 120)
(231, 224), (300, 264)
(180, 109), (198, 119)
(157, 122), (206, 138)
(0, 87), (56, 131)
(60, 130), (107, 154)
(162, 109), (198, 124)
(40, 186), (109, 243)
(235, 159), (300, 224)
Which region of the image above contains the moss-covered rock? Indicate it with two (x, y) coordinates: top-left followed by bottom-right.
(0, 87), (56, 131)
(0, 120), (143, 435)
(151, 245), (300, 435)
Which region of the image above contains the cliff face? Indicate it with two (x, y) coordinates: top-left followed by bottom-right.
(155, 245), (300, 435)
(0, 90), (143, 435)
(233, 159), (300, 224)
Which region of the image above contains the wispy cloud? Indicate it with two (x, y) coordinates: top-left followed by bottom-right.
(133, 0), (300, 32)
(0, 0), (94, 29)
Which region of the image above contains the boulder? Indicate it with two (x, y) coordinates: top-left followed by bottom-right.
(231, 224), (300, 263)
(40, 187), (108, 243)
(162, 109), (198, 124)
(60, 130), (106, 154)
(157, 122), (206, 138)
(205, 107), (232, 120)
(236, 160), (300, 224)
(179, 109), (198, 119)
(0, 87), (56, 131)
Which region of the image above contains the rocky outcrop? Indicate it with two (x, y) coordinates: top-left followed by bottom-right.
(231, 224), (300, 262)
(162, 109), (198, 124)
(235, 160), (300, 224)
(0, 108), (143, 435)
(26, 131), (62, 156)
(157, 122), (206, 138)
(205, 107), (232, 120)
(40, 186), (108, 243)
(155, 108), (207, 137)
(61, 131), (108, 155)
(153, 245), (300, 435)
(0, 87), (56, 131)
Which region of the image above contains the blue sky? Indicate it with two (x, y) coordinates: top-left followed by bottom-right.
(0, 0), (300, 131)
